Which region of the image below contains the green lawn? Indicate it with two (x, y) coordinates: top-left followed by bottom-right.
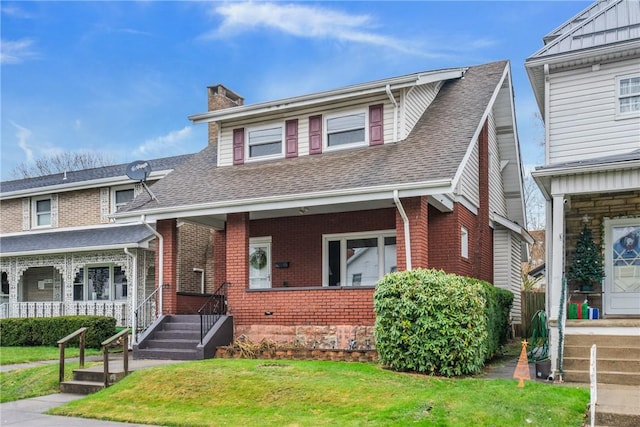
(0, 346), (100, 365)
(48, 359), (589, 427)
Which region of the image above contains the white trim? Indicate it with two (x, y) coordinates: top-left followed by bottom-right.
(249, 236), (272, 289)
(461, 226), (469, 259)
(615, 73), (640, 120)
(324, 108), (368, 151)
(113, 180), (453, 221)
(31, 195), (52, 229)
(111, 185), (136, 214)
(603, 217), (640, 316)
(245, 123), (285, 161)
(322, 229), (396, 287)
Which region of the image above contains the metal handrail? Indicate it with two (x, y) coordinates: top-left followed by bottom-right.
(134, 288), (159, 342)
(198, 281), (229, 344)
(101, 329), (129, 388)
(57, 327), (88, 385)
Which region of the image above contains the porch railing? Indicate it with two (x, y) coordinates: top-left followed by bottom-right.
(134, 288), (158, 342)
(101, 329), (130, 388)
(198, 282), (229, 344)
(0, 302), (129, 327)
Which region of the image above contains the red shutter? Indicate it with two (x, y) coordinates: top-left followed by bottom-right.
(233, 128), (244, 165)
(308, 115), (323, 155)
(285, 119), (298, 158)
(369, 104), (384, 146)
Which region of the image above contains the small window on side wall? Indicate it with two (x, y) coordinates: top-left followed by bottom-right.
(461, 226), (469, 259)
(617, 75), (640, 118)
(112, 186), (135, 213)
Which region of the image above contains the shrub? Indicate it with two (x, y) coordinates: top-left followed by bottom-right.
(0, 316), (116, 348)
(374, 269), (488, 376)
(469, 279), (514, 359)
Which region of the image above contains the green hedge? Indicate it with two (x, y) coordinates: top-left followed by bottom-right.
(0, 316), (116, 349)
(374, 269), (513, 376)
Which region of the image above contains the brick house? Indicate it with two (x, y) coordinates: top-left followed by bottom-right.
(0, 155), (213, 340)
(117, 60), (531, 349)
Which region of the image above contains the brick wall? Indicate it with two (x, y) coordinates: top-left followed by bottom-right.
(157, 219), (178, 314)
(58, 189), (102, 228)
(177, 222), (214, 293)
(249, 209), (396, 287)
(21, 266), (61, 301)
(0, 199), (22, 233)
(396, 196), (429, 270)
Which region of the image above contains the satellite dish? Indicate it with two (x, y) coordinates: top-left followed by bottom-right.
(126, 160), (152, 182)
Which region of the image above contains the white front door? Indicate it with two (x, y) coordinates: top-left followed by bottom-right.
(249, 238), (271, 289)
(604, 219), (640, 315)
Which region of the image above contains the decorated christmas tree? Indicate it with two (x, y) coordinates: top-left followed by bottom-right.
(567, 225), (604, 291)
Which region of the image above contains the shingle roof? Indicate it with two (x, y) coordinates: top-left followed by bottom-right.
(535, 148), (640, 171)
(0, 154), (193, 195)
(121, 61), (508, 215)
(0, 224), (154, 255)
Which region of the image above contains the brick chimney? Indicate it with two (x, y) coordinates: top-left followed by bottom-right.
(207, 84), (244, 146)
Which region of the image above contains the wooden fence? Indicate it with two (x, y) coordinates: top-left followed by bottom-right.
(521, 291), (546, 338)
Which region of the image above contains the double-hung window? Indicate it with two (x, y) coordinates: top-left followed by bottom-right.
(617, 75), (640, 117)
(32, 195), (52, 228)
(323, 230), (396, 287)
(325, 110), (367, 149)
(247, 125), (283, 160)
(111, 186), (135, 213)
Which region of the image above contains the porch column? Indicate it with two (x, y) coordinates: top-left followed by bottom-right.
(157, 219), (178, 315)
(548, 194), (565, 376)
(213, 229), (227, 288)
(395, 196), (429, 270)
(226, 213), (249, 315)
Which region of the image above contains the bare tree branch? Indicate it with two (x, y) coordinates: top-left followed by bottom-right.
(10, 152), (116, 179)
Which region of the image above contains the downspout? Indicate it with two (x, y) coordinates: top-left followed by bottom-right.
(385, 84), (399, 142)
(124, 248), (137, 347)
(393, 190), (411, 270)
(141, 215), (163, 316)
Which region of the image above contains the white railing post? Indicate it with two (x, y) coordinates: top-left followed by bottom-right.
(590, 344), (597, 427)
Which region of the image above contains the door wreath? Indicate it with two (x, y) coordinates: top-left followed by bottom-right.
(250, 248), (267, 270)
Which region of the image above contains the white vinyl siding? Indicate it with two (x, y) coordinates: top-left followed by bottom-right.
(547, 59), (640, 165)
(457, 141), (479, 206)
(217, 82), (443, 166)
(493, 227), (523, 323)
(402, 81), (443, 140)
(488, 111), (507, 217)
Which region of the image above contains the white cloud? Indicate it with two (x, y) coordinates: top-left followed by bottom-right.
(11, 121), (34, 163)
(1, 5), (33, 19)
(203, 2), (423, 56)
(134, 126), (193, 157)
(0, 38), (37, 64)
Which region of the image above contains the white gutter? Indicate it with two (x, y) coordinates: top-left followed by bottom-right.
(113, 179), (453, 221)
(124, 248), (137, 346)
(393, 190), (411, 271)
(385, 84), (399, 142)
(141, 215), (163, 316)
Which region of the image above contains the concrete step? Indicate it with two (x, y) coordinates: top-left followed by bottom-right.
(588, 384), (640, 427)
(60, 380), (105, 395)
(564, 335), (640, 348)
(133, 348), (199, 360)
(562, 370), (640, 386)
(146, 339), (199, 350)
(153, 330), (201, 340)
(563, 357), (640, 373)
(72, 368), (126, 383)
(564, 345), (639, 359)
(162, 322), (200, 331)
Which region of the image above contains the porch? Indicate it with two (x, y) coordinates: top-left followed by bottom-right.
(0, 301), (130, 327)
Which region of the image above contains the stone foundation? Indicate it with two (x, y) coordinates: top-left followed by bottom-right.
(234, 324), (376, 350)
(215, 346), (378, 363)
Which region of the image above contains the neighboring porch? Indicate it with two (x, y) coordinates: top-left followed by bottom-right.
(0, 249), (155, 328)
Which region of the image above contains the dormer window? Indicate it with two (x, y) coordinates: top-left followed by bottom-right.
(617, 75), (640, 117)
(32, 195), (52, 228)
(325, 110), (367, 150)
(247, 125), (283, 160)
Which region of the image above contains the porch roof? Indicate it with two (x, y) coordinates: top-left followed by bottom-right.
(115, 61), (510, 222)
(0, 224), (155, 257)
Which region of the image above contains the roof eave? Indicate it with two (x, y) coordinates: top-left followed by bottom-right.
(189, 69), (466, 124)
